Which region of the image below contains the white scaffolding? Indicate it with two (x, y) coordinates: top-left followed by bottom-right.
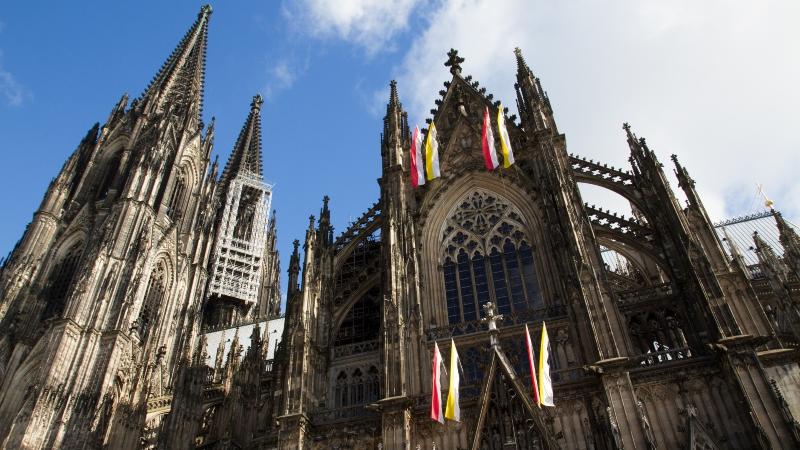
(209, 170), (273, 306)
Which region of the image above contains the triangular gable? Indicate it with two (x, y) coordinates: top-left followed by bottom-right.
(471, 346), (559, 450)
(686, 407), (721, 450)
(428, 74), (524, 176)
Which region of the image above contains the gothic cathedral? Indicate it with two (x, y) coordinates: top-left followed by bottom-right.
(0, 6), (798, 450)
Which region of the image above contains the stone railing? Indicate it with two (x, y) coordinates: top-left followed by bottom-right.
(630, 346), (692, 367)
(616, 283), (673, 307)
(334, 202), (381, 253)
(311, 404), (380, 425)
(426, 304), (567, 341)
(332, 339), (380, 358)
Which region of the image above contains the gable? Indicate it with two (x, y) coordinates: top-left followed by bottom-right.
(471, 347), (558, 450)
(424, 74), (525, 175)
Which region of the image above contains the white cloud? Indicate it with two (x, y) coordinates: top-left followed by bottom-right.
(391, 0), (800, 223)
(264, 57), (307, 99)
(286, 0), (422, 54)
(0, 48), (29, 107)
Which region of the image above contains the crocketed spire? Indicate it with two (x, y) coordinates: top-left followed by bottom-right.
(138, 5), (212, 118)
(218, 94), (265, 194)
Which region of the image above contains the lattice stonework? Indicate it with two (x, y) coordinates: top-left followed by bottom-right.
(209, 171), (272, 305)
(440, 189), (544, 324)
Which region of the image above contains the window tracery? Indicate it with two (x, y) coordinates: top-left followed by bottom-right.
(334, 286), (381, 346)
(441, 190), (543, 325)
(333, 365), (381, 408)
(628, 309), (692, 365)
(166, 173), (187, 220)
(138, 262), (170, 338)
(97, 152), (122, 200)
(43, 241), (84, 319)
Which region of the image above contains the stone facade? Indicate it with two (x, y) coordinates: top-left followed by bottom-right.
(1, 5), (799, 450)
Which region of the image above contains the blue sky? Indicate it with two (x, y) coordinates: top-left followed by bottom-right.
(0, 2), (398, 287)
(1, 1), (799, 297)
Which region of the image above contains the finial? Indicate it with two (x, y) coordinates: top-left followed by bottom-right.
(389, 80), (398, 105)
(308, 215), (315, 228)
(250, 94), (264, 112)
(622, 122), (631, 132)
(200, 4), (213, 17)
(323, 195), (330, 208)
(513, 47), (528, 71)
(445, 48), (465, 76)
(293, 239), (300, 252)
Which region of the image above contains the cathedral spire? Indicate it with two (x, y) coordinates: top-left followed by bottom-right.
(672, 154), (697, 202)
(513, 47), (555, 133)
(382, 81), (409, 169)
(138, 5), (211, 119)
(774, 211), (800, 275)
(318, 196), (333, 247)
(287, 239), (301, 297)
(219, 94), (265, 194)
(721, 226), (749, 275)
(671, 153), (716, 230)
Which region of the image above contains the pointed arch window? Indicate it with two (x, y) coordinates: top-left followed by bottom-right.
(98, 152), (122, 199)
(43, 241), (84, 319)
(138, 262), (170, 338)
(335, 371), (348, 408)
(166, 172), (187, 220)
(441, 191), (543, 324)
(333, 365), (381, 408)
(334, 286), (381, 346)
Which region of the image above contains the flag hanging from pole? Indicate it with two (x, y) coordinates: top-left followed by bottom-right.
(524, 324), (541, 406)
(496, 103), (515, 168)
(538, 322), (555, 407)
(444, 339), (461, 421)
(430, 342), (445, 423)
(425, 123), (441, 180)
(481, 107), (499, 170)
(410, 125), (425, 187)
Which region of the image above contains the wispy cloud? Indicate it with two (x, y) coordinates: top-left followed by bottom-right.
(390, 0), (800, 222)
(284, 0), (422, 55)
(263, 56), (309, 99)
(0, 70), (25, 106)
(0, 21), (30, 107)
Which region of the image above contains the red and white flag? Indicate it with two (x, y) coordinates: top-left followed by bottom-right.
(482, 107), (499, 170)
(430, 342), (444, 423)
(524, 324), (541, 406)
(410, 125), (425, 187)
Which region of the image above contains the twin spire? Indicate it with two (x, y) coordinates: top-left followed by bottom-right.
(139, 5), (212, 117)
(219, 94), (265, 193)
(139, 6), (267, 204)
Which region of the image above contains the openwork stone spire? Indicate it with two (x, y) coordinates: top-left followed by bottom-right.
(139, 5), (212, 117)
(206, 94), (273, 328)
(219, 94), (265, 195)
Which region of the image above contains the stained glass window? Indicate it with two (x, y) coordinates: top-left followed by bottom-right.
(441, 190), (543, 324)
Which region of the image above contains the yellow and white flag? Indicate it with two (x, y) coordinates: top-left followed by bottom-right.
(425, 123), (441, 180)
(496, 103), (515, 168)
(538, 322), (555, 407)
(444, 339), (461, 421)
